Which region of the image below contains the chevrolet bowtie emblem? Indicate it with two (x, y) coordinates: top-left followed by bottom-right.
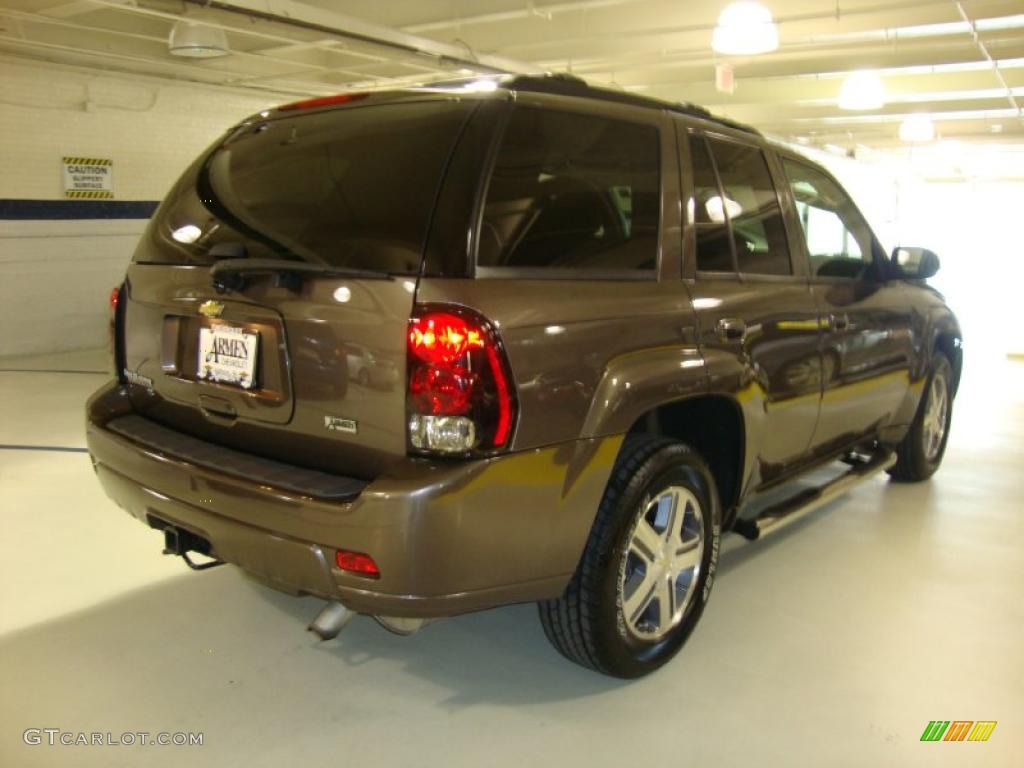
(199, 300), (225, 318)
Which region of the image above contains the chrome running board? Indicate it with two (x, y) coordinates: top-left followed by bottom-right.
(732, 450), (896, 541)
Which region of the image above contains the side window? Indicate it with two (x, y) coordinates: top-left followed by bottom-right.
(478, 106), (660, 272)
(705, 138), (792, 276)
(689, 135), (735, 273)
(783, 159), (874, 280)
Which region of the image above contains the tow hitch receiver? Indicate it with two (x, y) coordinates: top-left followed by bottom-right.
(157, 521), (224, 571)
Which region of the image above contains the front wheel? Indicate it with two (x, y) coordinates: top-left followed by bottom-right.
(888, 352), (954, 482)
(539, 436), (721, 678)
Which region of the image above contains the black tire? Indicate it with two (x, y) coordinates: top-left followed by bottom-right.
(539, 435), (721, 678)
(888, 352), (954, 482)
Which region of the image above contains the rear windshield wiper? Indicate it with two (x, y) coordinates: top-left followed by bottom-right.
(210, 258), (392, 293)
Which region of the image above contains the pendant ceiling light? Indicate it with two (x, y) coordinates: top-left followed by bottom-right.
(838, 70), (885, 111)
(711, 2), (780, 56)
(168, 20), (231, 58)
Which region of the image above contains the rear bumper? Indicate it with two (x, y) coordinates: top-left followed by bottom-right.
(86, 381), (621, 618)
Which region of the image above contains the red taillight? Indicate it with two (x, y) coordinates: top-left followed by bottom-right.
(407, 306), (517, 454)
(408, 312), (484, 366)
(278, 92), (368, 111)
(108, 285), (120, 320)
(409, 365), (475, 415)
(335, 550), (380, 579)
(486, 344), (513, 446)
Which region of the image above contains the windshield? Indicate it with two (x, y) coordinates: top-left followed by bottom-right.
(135, 99), (475, 274)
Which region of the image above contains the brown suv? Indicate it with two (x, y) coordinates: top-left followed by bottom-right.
(86, 75), (961, 678)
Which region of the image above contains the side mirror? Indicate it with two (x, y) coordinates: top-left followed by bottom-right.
(891, 247), (940, 280)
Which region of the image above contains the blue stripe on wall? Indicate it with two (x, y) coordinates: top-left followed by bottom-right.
(0, 199), (159, 220)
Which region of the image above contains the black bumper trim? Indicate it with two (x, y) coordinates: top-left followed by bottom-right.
(105, 414), (367, 501)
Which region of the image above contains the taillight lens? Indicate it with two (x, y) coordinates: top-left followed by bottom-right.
(407, 306), (516, 455)
(109, 284), (123, 379)
(108, 285), (120, 321)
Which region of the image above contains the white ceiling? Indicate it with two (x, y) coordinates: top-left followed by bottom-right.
(1, 0), (1022, 147)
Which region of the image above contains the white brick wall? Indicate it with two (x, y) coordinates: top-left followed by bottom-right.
(0, 58), (283, 356)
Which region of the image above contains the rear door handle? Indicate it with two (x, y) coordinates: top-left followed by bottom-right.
(716, 317), (747, 342)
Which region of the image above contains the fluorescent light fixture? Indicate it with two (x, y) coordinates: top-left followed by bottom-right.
(168, 20), (230, 58)
(712, 2), (779, 56)
(899, 114), (935, 142)
(838, 70), (885, 110)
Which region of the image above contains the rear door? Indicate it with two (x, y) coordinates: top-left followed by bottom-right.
(120, 97), (479, 478)
(779, 157), (915, 454)
(681, 129), (823, 487)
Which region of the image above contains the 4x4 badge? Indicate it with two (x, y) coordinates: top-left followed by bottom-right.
(199, 300), (225, 318)
(324, 416), (358, 434)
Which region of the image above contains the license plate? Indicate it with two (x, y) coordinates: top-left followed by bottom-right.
(197, 325), (259, 389)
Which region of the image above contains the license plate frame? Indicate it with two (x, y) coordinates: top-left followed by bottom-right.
(197, 324), (259, 390)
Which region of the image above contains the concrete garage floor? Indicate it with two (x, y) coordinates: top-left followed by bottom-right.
(1, 349), (1021, 767)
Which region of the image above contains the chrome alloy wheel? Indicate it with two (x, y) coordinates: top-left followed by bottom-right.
(922, 368), (949, 462)
(618, 486), (705, 642)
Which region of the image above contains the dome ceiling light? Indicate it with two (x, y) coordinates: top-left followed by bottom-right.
(711, 2), (780, 56)
(838, 70), (886, 110)
(168, 20), (231, 58)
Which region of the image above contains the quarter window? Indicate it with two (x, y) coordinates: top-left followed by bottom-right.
(478, 107), (660, 272)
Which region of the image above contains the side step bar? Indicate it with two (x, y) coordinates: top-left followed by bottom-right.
(732, 450), (896, 541)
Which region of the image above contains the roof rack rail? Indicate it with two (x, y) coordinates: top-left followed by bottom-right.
(504, 74), (761, 137)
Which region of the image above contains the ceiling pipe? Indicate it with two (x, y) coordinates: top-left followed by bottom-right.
(0, 7), (399, 95)
(404, 0), (646, 33)
(464, 0), (962, 53)
(0, 34), (318, 97)
(182, 0), (542, 76)
(75, 1), (501, 90)
(951, 0), (1023, 123)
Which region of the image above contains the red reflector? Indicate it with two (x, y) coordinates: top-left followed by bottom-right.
(278, 92), (368, 111)
(335, 549), (380, 578)
(109, 285), (120, 320)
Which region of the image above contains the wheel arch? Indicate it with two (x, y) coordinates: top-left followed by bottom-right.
(625, 394), (746, 525)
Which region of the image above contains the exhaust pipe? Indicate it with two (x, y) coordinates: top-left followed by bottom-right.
(308, 601), (356, 640)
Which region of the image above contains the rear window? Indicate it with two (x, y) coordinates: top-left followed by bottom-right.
(137, 100), (473, 274)
(477, 106), (660, 274)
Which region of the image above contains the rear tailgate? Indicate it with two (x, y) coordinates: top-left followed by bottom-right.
(117, 96), (478, 478)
